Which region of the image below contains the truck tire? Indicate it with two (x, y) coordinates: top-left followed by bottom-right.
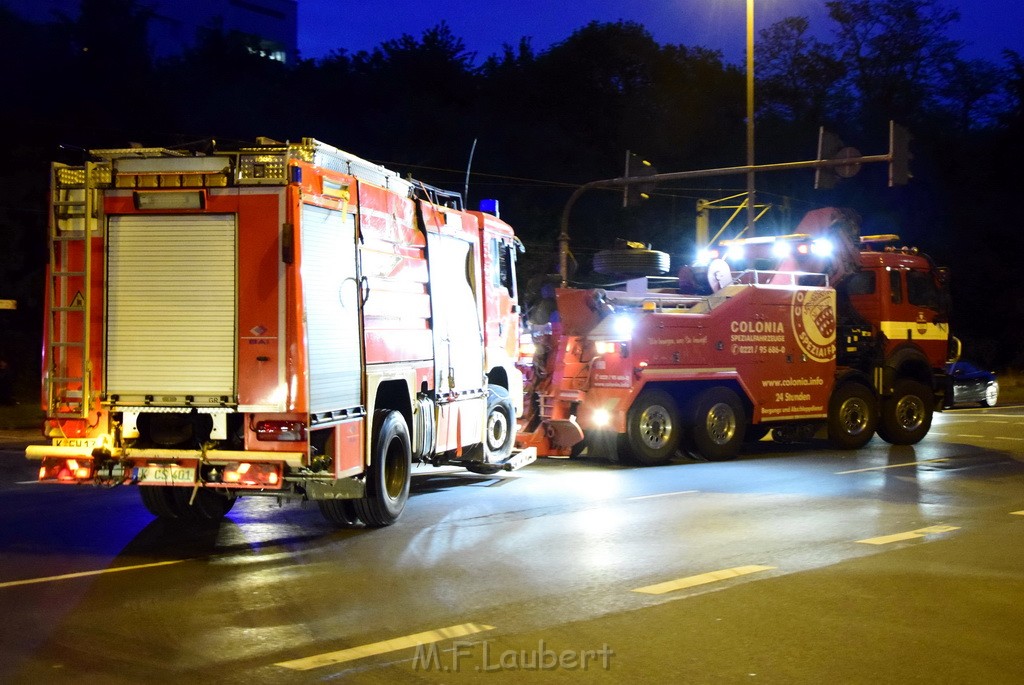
(592, 249), (670, 276)
(354, 410), (411, 527)
(318, 499), (361, 527)
(624, 389), (681, 466)
(827, 382), (877, 450)
(877, 379), (933, 446)
(690, 387), (746, 461)
(484, 385), (515, 463)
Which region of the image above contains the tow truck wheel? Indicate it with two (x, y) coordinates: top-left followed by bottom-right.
(318, 499), (362, 527)
(877, 379), (933, 445)
(354, 410), (411, 527)
(827, 382), (878, 450)
(625, 389), (681, 466)
(690, 387), (746, 461)
(484, 385), (515, 462)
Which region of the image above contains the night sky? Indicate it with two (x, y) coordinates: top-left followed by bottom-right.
(297, 0), (1022, 65)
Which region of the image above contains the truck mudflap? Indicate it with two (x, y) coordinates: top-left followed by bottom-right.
(457, 446), (537, 475)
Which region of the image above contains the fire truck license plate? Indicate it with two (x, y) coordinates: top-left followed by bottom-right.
(134, 466), (196, 484)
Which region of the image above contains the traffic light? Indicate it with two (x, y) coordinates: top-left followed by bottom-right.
(889, 122), (912, 186)
(815, 127), (844, 190)
(623, 151), (657, 207)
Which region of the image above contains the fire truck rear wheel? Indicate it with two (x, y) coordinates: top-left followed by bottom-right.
(318, 499), (362, 527)
(690, 387), (746, 461)
(485, 385), (515, 462)
(354, 410), (412, 527)
(624, 389), (682, 466)
(877, 379), (933, 445)
(827, 382), (878, 450)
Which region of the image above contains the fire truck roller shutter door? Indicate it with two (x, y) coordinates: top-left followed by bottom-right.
(300, 205), (362, 414)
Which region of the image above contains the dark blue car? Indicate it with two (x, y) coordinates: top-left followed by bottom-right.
(945, 361), (999, 407)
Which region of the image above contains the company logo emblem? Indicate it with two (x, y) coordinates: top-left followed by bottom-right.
(792, 290), (837, 363)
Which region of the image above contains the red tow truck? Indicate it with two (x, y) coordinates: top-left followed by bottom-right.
(517, 207), (954, 464)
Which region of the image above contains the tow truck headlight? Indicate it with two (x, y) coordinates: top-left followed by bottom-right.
(592, 408), (611, 427)
(695, 248), (718, 266)
(725, 244), (746, 262)
(612, 315), (633, 339)
(771, 240), (792, 258)
(811, 239), (834, 257)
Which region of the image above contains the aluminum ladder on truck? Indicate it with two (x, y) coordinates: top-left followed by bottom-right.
(45, 161), (103, 419)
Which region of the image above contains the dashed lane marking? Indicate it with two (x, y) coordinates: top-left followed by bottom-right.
(0, 559), (188, 589)
(275, 622), (496, 671)
(856, 525), (960, 545)
(632, 565), (775, 595)
(628, 490), (700, 501)
(835, 458), (949, 475)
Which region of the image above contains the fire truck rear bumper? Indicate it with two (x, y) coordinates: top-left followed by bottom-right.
(26, 445), (305, 467)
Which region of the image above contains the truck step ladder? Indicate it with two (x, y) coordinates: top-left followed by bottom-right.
(45, 161), (102, 419)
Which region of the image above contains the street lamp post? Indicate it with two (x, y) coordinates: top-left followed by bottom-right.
(745, 0), (756, 235)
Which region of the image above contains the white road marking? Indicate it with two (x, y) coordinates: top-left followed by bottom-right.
(835, 458), (949, 475)
(0, 559), (188, 589)
(275, 622), (496, 671)
(857, 525), (960, 545)
(632, 565), (775, 595)
(627, 490), (699, 501)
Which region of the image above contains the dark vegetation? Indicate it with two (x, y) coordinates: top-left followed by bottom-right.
(1, 0), (1022, 404)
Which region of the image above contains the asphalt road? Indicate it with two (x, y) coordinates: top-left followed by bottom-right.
(1, 406), (1023, 684)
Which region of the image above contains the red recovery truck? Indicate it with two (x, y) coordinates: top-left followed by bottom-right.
(28, 138), (533, 525)
(517, 207), (953, 464)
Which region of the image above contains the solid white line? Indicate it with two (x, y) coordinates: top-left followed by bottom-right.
(0, 559), (188, 589)
(632, 565), (775, 595)
(857, 525), (959, 545)
(628, 490), (699, 501)
(835, 458), (949, 475)
(275, 622), (497, 671)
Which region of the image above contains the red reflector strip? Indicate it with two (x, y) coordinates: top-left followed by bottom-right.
(255, 420), (307, 442)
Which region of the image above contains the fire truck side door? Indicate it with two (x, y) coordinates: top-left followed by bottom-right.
(300, 204), (363, 415)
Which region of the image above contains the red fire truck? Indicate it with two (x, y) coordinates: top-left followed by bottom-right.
(28, 138), (533, 525)
(518, 207), (953, 464)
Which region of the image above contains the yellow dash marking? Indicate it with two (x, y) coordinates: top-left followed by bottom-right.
(632, 565), (775, 595)
(1011, 511), (1024, 516)
(835, 458), (949, 475)
(857, 525), (960, 545)
(275, 622), (496, 671)
(0, 560), (187, 589)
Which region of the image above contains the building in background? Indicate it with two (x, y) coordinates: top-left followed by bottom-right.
(11, 0), (298, 63)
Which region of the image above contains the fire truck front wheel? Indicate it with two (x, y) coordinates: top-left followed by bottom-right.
(624, 389), (682, 466)
(827, 382), (878, 450)
(877, 379), (933, 445)
(485, 385), (516, 462)
(354, 410), (412, 527)
(689, 387), (747, 461)
(139, 486), (236, 522)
